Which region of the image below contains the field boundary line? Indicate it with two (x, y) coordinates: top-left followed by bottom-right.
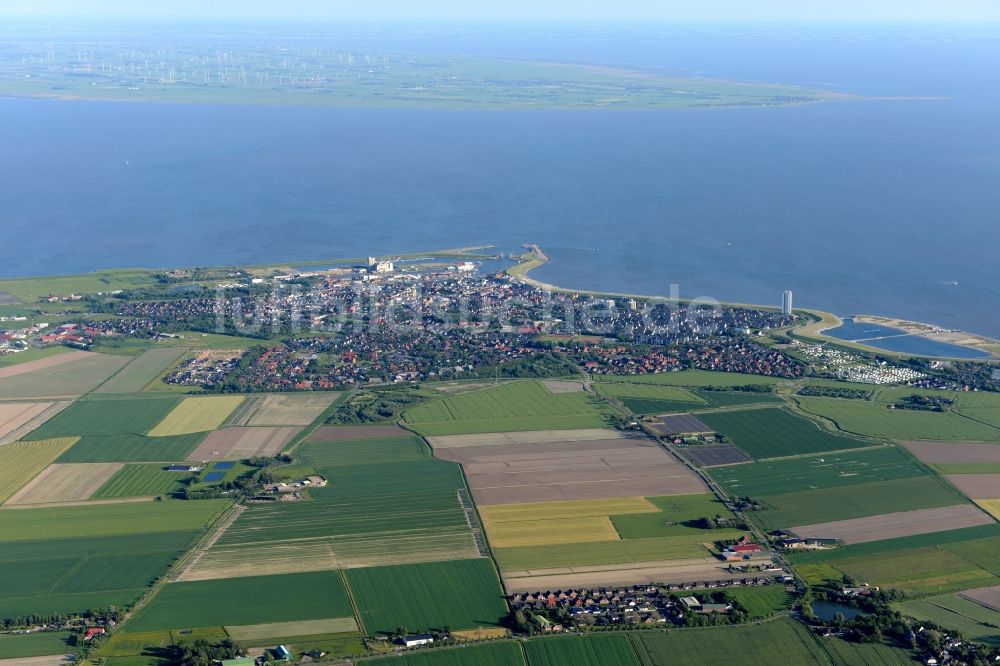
(340, 568), (368, 638)
(950, 409), (1000, 437)
(86, 349), (145, 395)
(284, 390), (351, 456)
(136, 347), (190, 392)
(749, 443), (891, 464)
(174, 504), (246, 581)
(117, 500), (242, 628)
(0, 400), (73, 446)
(45, 554), (91, 595)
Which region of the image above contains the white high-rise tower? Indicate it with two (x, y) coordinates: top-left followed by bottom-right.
(782, 290), (794, 315)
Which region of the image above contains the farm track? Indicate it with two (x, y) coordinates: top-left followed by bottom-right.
(1, 495), (154, 510)
(116, 500), (242, 627)
(173, 503), (246, 582)
(458, 488), (490, 557)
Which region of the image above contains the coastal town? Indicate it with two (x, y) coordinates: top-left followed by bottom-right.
(5, 256), (992, 394)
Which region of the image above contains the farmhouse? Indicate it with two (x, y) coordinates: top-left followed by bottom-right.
(270, 645), (292, 661)
(400, 633), (435, 647)
(166, 464), (202, 472)
(84, 627), (106, 641)
(720, 536), (767, 561)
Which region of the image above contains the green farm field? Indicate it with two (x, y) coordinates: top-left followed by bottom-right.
(128, 570), (355, 631)
(791, 525), (1000, 594)
(312, 459), (467, 499)
(896, 594), (1000, 646)
(346, 559), (508, 635)
(814, 639), (917, 665)
(403, 381), (612, 435)
(494, 531), (743, 571)
(951, 392), (1000, 409)
(693, 391), (785, 408)
(0, 269), (161, 301)
(620, 397), (704, 414)
(297, 435), (431, 468)
(936, 463), (1000, 474)
(709, 446), (926, 497)
(27, 396), (209, 461)
(0, 631), (74, 659)
(725, 585), (794, 619)
(0, 631), (72, 659)
(698, 407), (869, 459)
(225, 617), (359, 642)
(185, 432), (480, 579)
(366, 642), (526, 666)
(595, 383), (705, 402)
(94, 347), (189, 393)
(0, 351), (130, 399)
(524, 633), (639, 666)
(594, 370), (787, 388)
(97, 630), (173, 659)
(795, 396), (1000, 441)
(790, 524), (1000, 566)
(93, 464), (191, 498)
(630, 619), (828, 665)
(0, 531), (199, 619)
(738, 477), (964, 531)
(596, 382), (784, 415)
(215, 490), (470, 544)
(0, 499), (228, 542)
(56, 431), (206, 463)
(951, 393), (1000, 430)
(191, 486), (478, 578)
(610, 494), (733, 539)
(26, 396), (182, 437)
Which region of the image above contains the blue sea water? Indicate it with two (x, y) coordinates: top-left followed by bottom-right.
(825, 320), (990, 359)
(1, 24), (998, 338)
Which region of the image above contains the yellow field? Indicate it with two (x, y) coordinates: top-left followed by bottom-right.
(485, 515), (621, 548)
(148, 396), (244, 436)
(452, 628), (510, 641)
(0, 437), (79, 503)
(6, 462), (122, 505)
(226, 617), (359, 641)
(479, 496), (658, 523)
(975, 500), (1000, 521)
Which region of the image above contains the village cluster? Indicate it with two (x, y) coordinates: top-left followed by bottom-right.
(10, 267), (808, 390)
(509, 575), (793, 632)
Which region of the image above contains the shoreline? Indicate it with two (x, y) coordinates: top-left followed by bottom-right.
(507, 244), (998, 361)
(853, 314), (1000, 357)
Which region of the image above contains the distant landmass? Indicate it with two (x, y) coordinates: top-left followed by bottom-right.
(0, 33), (837, 109)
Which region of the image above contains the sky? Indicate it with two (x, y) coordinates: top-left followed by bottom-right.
(1, 0), (999, 22)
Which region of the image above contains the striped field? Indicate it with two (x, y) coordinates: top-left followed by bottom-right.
(148, 396), (244, 436)
(0, 437), (79, 504)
